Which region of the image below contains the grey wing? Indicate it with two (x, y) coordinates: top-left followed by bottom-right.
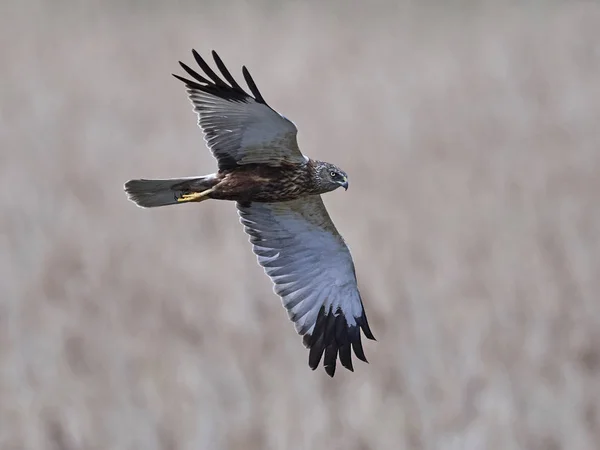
(173, 50), (306, 170)
(237, 196), (375, 377)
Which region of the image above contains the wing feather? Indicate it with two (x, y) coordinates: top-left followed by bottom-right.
(211, 50), (244, 90)
(242, 65), (267, 104)
(192, 49), (228, 87)
(237, 196), (375, 377)
(173, 50), (305, 170)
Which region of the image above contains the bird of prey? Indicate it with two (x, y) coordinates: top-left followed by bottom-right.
(124, 49), (375, 377)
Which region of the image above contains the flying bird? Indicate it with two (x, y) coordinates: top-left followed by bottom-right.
(124, 49), (375, 377)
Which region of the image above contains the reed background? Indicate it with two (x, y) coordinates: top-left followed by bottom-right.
(1, 1), (600, 449)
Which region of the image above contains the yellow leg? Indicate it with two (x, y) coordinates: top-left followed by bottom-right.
(177, 188), (214, 203)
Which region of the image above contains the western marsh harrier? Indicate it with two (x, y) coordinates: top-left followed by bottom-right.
(124, 50), (375, 376)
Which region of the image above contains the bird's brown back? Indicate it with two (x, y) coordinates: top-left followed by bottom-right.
(210, 160), (318, 203)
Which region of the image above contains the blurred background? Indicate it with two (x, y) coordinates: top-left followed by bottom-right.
(2, 0), (600, 449)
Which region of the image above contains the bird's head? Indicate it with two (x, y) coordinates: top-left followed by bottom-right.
(314, 161), (349, 193)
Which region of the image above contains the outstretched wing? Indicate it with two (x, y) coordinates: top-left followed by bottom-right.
(237, 196), (375, 377)
(173, 50), (306, 170)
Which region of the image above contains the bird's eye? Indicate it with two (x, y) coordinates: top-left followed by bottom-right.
(330, 171), (337, 178)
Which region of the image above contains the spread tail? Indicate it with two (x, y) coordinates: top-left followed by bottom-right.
(124, 175), (218, 208)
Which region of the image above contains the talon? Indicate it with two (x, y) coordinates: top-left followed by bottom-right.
(177, 192), (200, 202)
(177, 188), (214, 203)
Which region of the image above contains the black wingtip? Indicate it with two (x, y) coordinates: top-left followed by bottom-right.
(323, 344), (338, 377)
(339, 343), (354, 372)
(179, 61), (211, 84)
(358, 311), (376, 341)
(242, 65), (266, 104)
(172, 72), (189, 83)
(303, 306), (374, 377)
(352, 335), (369, 364)
(192, 49), (227, 86)
(308, 333), (326, 370)
(324, 364), (336, 377)
(211, 50), (244, 91)
(173, 50), (269, 106)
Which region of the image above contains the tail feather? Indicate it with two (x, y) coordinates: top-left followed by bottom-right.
(124, 175), (217, 208)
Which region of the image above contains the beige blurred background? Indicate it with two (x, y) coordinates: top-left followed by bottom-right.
(2, 1), (600, 449)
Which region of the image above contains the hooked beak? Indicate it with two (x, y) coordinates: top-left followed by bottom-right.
(341, 178), (349, 191)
